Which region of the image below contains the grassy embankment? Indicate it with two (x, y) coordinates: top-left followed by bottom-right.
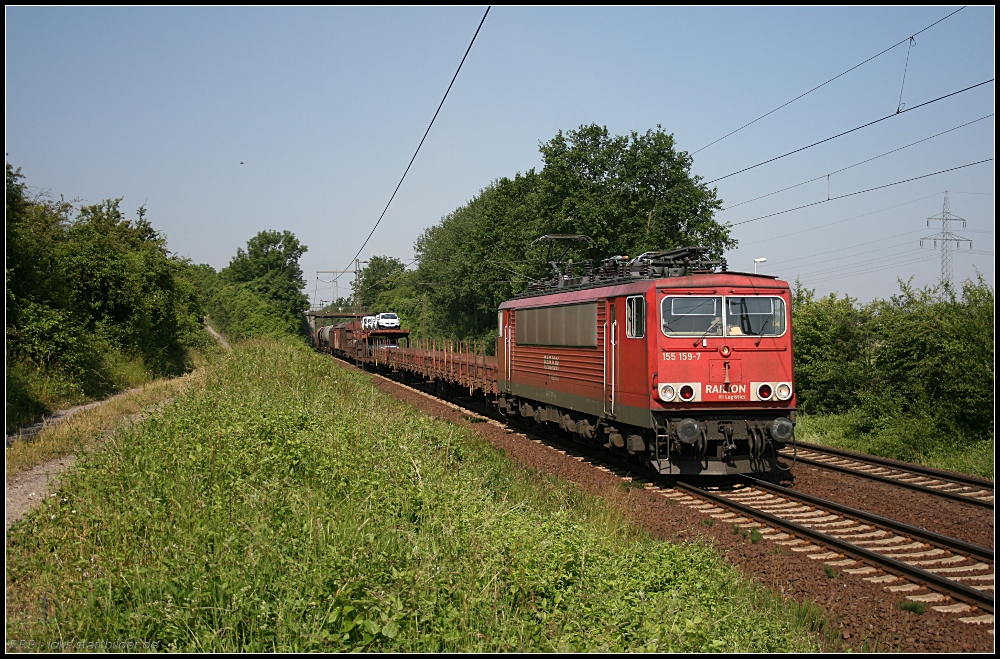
(7, 353), (152, 435)
(5, 375), (198, 481)
(6, 345), (221, 479)
(796, 413), (994, 480)
(7, 339), (824, 652)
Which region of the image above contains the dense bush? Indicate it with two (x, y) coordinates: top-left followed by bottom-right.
(5, 164), (207, 431)
(792, 277), (994, 443)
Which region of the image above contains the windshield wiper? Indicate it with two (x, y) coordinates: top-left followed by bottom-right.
(692, 317), (721, 347)
(754, 317), (772, 347)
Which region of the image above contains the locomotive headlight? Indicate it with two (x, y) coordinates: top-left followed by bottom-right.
(679, 384), (695, 401)
(776, 383), (792, 400)
(756, 383), (773, 400)
(767, 417), (794, 442)
(676, 418), (701, 444)
(659, 384), (676, 402)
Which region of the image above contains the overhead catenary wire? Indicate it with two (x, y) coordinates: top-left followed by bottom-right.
(691, 7), (967, 155)
(728, 158), (994, 227)
(765, 230), (928, 269)
(741, 191), (975, 245)
(337, 7), (490, 285)
(720, 114), (993, 211)
(805, 253), (940, 286)
(704, 78), (994, 186)
(895, 36), (917, 113)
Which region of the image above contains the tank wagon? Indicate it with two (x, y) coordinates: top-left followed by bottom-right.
(318, 244), (797, 477)
(316, 318), (410, 361)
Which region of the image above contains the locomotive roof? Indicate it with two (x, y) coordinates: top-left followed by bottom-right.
(500, 271), (788, 309)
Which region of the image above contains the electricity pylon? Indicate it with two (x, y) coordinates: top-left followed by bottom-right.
(920, 191), (972, 289)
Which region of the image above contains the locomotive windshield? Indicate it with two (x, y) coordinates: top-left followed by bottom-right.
(661, 296), (723, 335)
(725, 297), (785, 336)
(660, 295), (786, 337)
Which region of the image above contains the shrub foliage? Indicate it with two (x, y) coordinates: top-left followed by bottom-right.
(792, 277), (994, 443)
(5, 164), (207, 431)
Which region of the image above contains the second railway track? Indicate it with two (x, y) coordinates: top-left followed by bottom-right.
(781, 441), (994, 508)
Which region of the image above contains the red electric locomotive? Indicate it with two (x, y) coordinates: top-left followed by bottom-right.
(495, 242), (795, 475)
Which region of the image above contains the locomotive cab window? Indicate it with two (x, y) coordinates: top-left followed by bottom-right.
(661, 296), (723, 336)
(625, 296), (645, 338)
(725, 297), (786, 337)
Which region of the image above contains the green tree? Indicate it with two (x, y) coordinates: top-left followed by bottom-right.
(409, 124), (733, 341)
(207, 230), (310, 340)
(6, 164), (207, 430)
(224, 230), (307, 286)
(223, 230), (308, 319)
(535, 124), (731, 260)
(790, 279), (871, 414)
(859, 278), (994, 439)
(353, 256), (407, 308)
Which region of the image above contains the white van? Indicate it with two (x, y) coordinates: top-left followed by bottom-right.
(362, 315), (378, 330)
(375, 313), (400, 329)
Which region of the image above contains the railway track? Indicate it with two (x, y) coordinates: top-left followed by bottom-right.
(486, 414), (994, 627)
(690, 479), (993, 616)
(346, 358), (996, 636)
(781, 441), (994, 508)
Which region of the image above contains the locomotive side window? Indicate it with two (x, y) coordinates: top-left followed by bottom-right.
(661, 296), (723, 336)
(725, 297), (786, 337)
(625, 296), (645, 338)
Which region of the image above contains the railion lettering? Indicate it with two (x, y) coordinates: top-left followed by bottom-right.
(704, 383), (747, 394)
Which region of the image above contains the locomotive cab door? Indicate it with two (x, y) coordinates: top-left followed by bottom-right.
(605, 299), (618, 416)
(501, 310), (513, 393)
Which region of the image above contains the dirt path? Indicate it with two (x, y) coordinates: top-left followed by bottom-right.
(205, 319), (231, 350)
(5, 388), (142, 448)
(7, 321), (223, 529)
(5, 455), (76, 531)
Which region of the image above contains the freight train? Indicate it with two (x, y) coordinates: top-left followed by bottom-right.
(315, 243), (796, 476)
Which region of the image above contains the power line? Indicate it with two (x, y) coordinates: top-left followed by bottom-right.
(766, 230), (927, 268)
(691, 7), (967, 155)
(729, 158), (994, 227)
(720, 114), (993, 211)
(741, 192), (946, 245)
(792, 247), (926, 279)
(806, 253), (939, 286)
(796, 249), (933, 280)
(705, 78), (994, 185)
(338, 7), (490, 285)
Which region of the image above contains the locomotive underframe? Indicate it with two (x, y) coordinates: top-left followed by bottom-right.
(496, 394), (794, 476)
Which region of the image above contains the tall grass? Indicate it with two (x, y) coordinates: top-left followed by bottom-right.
(7, 339), (822, 651)
(5, 373), (201, 480)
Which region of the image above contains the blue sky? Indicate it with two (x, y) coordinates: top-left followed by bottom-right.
(6, 6), (994, 305)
